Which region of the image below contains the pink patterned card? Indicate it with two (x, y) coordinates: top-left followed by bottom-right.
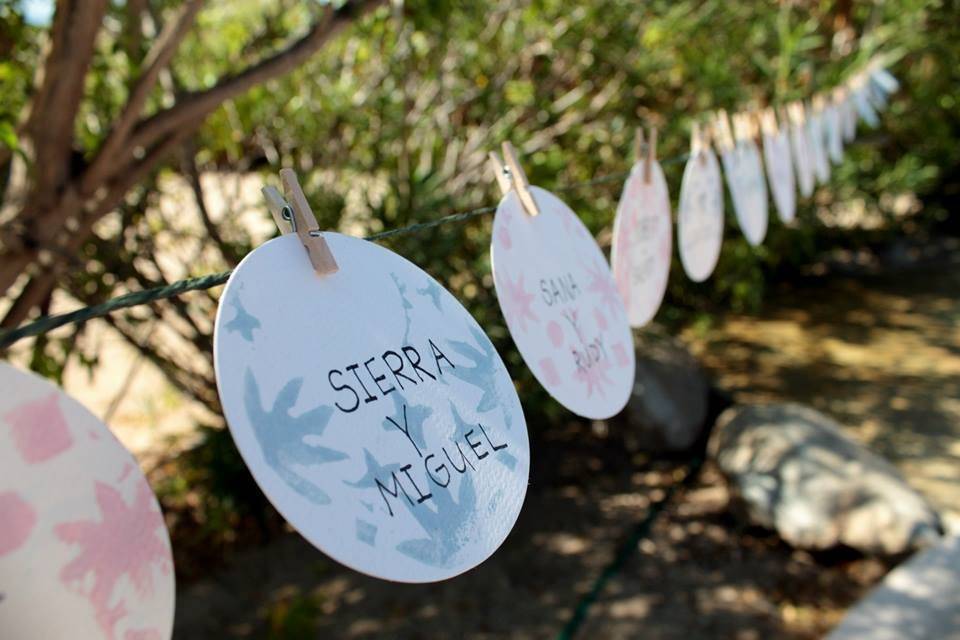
(491, 187), (635, 419)
(0, 363), (174, 640)
(611, 159), (673, 328)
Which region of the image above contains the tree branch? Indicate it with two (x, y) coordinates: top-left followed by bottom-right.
(82, 0), (204, 193)
(23, 0), (109, 207)
(127, 0), (387, 156)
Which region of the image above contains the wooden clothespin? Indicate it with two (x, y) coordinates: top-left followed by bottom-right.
(489, 141), (539, 217)
(633, 126), (658, 183)
(777, 105), (791, 132)
(787, 101), (806, 127)
(714, 110), (736, 152)
(690, 121), (703, 161)
(278, 168), (339, 276)
(812, 94), (827, 115)
(759, 107), (778, 137)
(732, 112), (745, 142)
(262, 185), (294, 234)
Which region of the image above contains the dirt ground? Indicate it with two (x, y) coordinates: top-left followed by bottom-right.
(167, 241), (960, 639)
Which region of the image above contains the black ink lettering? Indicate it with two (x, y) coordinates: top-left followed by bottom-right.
(424, 454), (451, 488)
(346, 363), (378, 404)
(429, 338), (455, 373)
(383, 350), (417, 389)
(402, 345), (436, 382)
(442, 442), (476, 473)
(400, 464), (433, 504)
(364, 357), (395, 396)
(375, 472), (414, 517)
(384, 404), (423, 458)
(478, 422), (509, 451)
(464, 429), (489, 460)
(328, 369), (360, 413)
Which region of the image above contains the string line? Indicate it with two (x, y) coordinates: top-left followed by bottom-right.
(0, 158), (679, 349)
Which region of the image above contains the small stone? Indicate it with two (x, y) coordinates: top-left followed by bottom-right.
(625, 330), (710, 452)
(709, 403), (942, 555)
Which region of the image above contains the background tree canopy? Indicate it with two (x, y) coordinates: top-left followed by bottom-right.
(0, 0), (958, 565)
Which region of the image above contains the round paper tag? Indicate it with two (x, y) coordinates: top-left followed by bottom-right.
(491, 187), (634, 420)
(824, 104), (844, 165)
(721, 140), (769, 246)
(0, 363), (174, 640)
(611, 161), (672, 328)
(762, 130), (797, 224)
(677, 148), (724, 282)
(790, 122), (816, 198)
(853, 87), (880, 128)
(807, 113), (831, 185)
(841, 96), (857, 143)
(214, 233), (529, 583)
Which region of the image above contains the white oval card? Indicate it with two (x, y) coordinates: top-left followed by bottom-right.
(721, 140), (769, 246)
(611, 160), (672, 328)
(677, 148), (724, 282)
(214, 233), (529, 583)
(762, 129), (797, 224)
(0, 363), (175, 640)
(790, 121), (816, 198)
(824, 104), (844, 165)
(491, 187), (634, 420)
(807, 112), (831, 185)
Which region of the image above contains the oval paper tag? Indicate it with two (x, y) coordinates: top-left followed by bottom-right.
(762, 129), (797, 224)
(807, 112), (831, 185)
(824, 104), (844, 165)
(0, 363), (174, 640)
(721, 140), (769, 246)
(214, 233), (529, 583)
(677, 148), (724, 282)
(790, 121), (816, 198)
(491, 187), (634, 420)
(611, 160), (672, 328)
(853, 86), (880, 128)
(841, 95), (857, 143)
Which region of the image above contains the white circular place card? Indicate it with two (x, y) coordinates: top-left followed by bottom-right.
(790, 121), (816, 198)
(807, 112), (831, 185)
(491, 187), (634, 420)
(611, 160), (672, 328)
(0, 363), (174, 640)
(720, 140), (769, 246)
(841, 95), (857, 143)
(214, 233), (529, 583)
(762, 129), (797, 224)
(677, 148), (724, 282)
(825, 104), (844, 165)
(853, 86), (880, 128)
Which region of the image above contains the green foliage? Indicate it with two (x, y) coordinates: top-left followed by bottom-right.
(3, 0), (958, 557)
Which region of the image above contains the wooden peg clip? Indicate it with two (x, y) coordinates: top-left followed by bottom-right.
(633, 126), (658, 183)
(279, 168), (339, 276)
(490, 141), (539, 217)
(812, 94), (827, 115)
(759, 107), (778, 137)
(262, 185), (293, 234)
(714, 110), (735, 152)
(690, 121), (703, 156)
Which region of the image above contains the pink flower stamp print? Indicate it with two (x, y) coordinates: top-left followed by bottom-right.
(4, 393), (73, 464)
(0, 363), (175, 639)
(611, 159), (672, 328)
(492, 187), (634, 419)
(0, 492), (36, 557)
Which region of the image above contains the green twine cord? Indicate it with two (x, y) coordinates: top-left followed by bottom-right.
(0, 162), (663, 350)
(556, 455), (705, 640)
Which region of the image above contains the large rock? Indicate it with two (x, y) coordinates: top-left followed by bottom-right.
(625, 330), (710, 452)
(709, 403), (942, 555)
(827, 535), (960, 639)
